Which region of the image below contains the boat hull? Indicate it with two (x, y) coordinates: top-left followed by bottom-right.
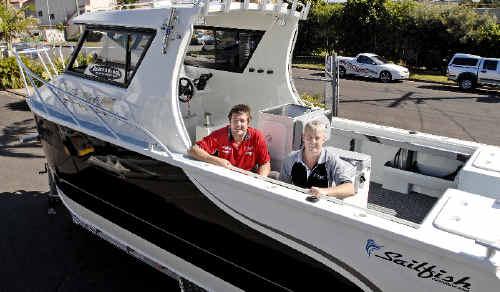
(35, 116), (362, 291)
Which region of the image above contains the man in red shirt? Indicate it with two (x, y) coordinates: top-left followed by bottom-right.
(188, 104), (271, 177)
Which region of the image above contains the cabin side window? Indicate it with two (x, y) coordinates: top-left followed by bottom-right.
(67, 26), (155, 87)
(184, 26), (264, 73)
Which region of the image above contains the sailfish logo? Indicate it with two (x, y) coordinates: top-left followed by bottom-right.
(365, 239), (383, 257)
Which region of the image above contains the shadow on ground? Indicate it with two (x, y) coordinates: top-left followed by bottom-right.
(340, 75), (405, 84)
(0, 118), (43, 158)
(418, 84), (500, 98)
(1, 117), (36, 142)
(4, 99), (30, 111)
(0, 190), (177, 291)
(340, 92), (500, 105)
(310, 72), (325, 77)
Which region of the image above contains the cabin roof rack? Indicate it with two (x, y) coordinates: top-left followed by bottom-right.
(107, 0), (311, 20)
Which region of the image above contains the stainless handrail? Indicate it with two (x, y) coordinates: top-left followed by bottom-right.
(110, 0), (309, 15)
(13, 50), (172, 157)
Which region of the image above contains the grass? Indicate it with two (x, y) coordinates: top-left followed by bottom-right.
(300, 93), (325, 108)
(409, 73), (452, 84)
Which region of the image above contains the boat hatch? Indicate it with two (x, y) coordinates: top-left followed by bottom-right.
(472, 148), (500, 173)
(434, 189), (500, 258)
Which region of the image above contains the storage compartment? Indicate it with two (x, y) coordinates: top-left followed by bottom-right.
(257, 104), (330, 171)
(382, 162), (457, 198)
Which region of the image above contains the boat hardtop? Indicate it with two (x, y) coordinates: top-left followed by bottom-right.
(14, 1), (500, 291)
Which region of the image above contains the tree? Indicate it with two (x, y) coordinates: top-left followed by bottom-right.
(296, 0), (343, 55)
(296, 0), (499, 70)
(118, 0), (139, 3)
(0, 3), (38, 55)
(117, 0), (139, 8)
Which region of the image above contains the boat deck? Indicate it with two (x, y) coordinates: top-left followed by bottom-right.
(367, 183), (437, 224)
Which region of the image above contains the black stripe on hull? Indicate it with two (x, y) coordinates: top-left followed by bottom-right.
(194, 181), (382, 292)
(35, 116), (368, 291)
(57, 177), (289, 291)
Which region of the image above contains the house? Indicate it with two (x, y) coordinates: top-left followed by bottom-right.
(9, 0), (32, 9)
(34, 0), (117, 26)
(9, 0), (36, 17)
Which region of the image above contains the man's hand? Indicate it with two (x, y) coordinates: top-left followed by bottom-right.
(257, 161), (271, 177)
(212, 157), (232, 169)
(189, 145), (233, 169)
(310, 187), (329, 197)
(310, 183), (355, 199)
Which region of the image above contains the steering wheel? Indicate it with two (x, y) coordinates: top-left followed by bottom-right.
(178, 77), (195, 103)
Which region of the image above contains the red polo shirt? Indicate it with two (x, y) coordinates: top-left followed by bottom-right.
(196, 126), (270, 171)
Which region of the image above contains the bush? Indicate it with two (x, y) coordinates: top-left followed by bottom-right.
(0, 51), (95, 90)
(300, 93), (326, 108)
(0, 57), (46, 89)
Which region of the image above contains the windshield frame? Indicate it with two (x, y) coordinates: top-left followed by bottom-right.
(65, 25), (156, 88)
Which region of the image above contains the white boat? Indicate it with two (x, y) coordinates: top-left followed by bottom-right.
(14, 1), (500, 291)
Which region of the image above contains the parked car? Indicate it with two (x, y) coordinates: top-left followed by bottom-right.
(326, 53), (409, 82)
(447, 53), (500, 90)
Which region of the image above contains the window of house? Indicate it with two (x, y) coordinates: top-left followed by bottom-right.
(67, 26), (156, 87)
(38, 11), (43, 17)
(49, 14), (55, 20)
(451, 57), (479, 67)
(483, 60), (498, 71)
(184, 26), (264, 73)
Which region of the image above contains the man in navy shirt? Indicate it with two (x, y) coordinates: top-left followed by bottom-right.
(280, 120), (355, 198)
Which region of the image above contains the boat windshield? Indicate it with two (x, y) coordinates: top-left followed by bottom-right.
(67, 26), (155, 87)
